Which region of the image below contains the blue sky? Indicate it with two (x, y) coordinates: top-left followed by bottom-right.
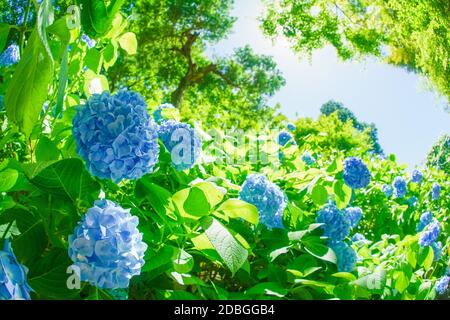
(206, 0), (450, 169)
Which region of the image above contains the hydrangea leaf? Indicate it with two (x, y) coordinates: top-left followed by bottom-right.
(172, 248), (194, 274)
(35, 136), (60, 161)
(311, 184), (328, 206)
(135, 178), (173, 217)
(202, 217), (248, 275)
(216, 198), (259, 224)
(23, 158), (100, 204)
(0, 23), (10, 52)
(304, 241), (337, 264)
(333, 180), (352, 209)
(0, 168), (19, 192)
(418, 246), (434, 270)
(5, 31), (53, 136)
(118, 32), (137, 55)
(78, 0), (126, 37)
(244, 282), (288, 298)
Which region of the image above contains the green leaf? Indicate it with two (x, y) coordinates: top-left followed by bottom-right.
(0, 23), (10, 52)
(135, 178), (172, 216)
(35, 136), (60, 161)
(202, 217), (248, 275)
(8, 208), (47, 264)
(333, 180), (352, 209)
(37, 0), (55, 64)
(28, 248), (80, 299)
(78, 0), (126, 37)
(172, 249), (194, 274)
(102, 42), (118, 69)
(55, 45), (69, 117)
(85, 48), (103, 73)
(118, 32), (137, 54)
(304, 241), (337, 264)
(184, 187), (210, 216)
(216, 199), (258, 224)
(245, 282), (288, 298)
(23, 159), (100, 203)
(5, 30), (53, 136)
(352, 268), (386, 294)
(394, 270), (409, 293)
(311, 184), (328, 206)
(418, 246), (434, 270)
(0, 169), (19, 192)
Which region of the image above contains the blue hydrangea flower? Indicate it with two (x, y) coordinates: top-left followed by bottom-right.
(301, 151), (316, 166)
(0, 240), (32, 300)
(419, 219), (440, 247)
(435, 276), (449, 295)
(81, 34), (96, 49)
(344, 207), (363, 228)
(277, 130), (296, 147)
(158, 120), (202, 171)
(411, 170), (423, 184)
(343, 157), (371, 189)
(431, 183), (441, 200)
(381, 184), (393, 197)
(72, 90), (160, 182)
(416, 211), (433, 232)
(68, 199), (148, 289)
(393, 176), (407, 198)
(239, 174), (287, 229)
(153, 103), (175, 123)
(316, 204), (351, 241)
(408, 196), (417, 207)
(287, 123), (296, 132)
(0, 44), (20, 67)
(431, 242), (442, 261)
(328, 240), (357, 272)
(351, 233), (366, 242)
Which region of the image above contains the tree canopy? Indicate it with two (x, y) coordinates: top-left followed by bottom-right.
(108, 0), (287, 129)
(262, 0), (450, 104)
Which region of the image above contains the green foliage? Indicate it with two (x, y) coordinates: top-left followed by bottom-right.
(426, 134), (449, 175)
(262, 0), (450, 104)
(108, 0), (286, 129)
(0, 0), (448, 301)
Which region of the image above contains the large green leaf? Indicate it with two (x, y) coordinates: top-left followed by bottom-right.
(333, 180), (352, 209)
(0, 168), (19, 192)
(135, 178), (173, 216)
(5, 30), (53, 136)
(0, 23), (10, 52)
(202, 217), (248, 275)
(216, 199), (259, 224)
(23, 159), (100, 203)
(78, 0), (126, 37)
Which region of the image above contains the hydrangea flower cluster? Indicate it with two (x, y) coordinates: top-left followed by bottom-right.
(81, 34), (96, 49)
(287, 123), (296, 132)
(0, 44), (20, 68)
(431, 242), (442, 261)
(68, 199), (148, 289)
(342, 157), (371, 189)
(411, 170), (423, 184)
(408, 196), (417, 207)
(416, 211), (433, 232)
(239, 174), (287, 229)
(344, 207), (363, 228)
(435, 275), (449, 295)
(0, 240), (32, 300)
(328, 240), (357, 272)
(393, 176), (407, 198)
(381, 184), (393, 197)
(316, 204), (351, 241)
(301, 151), (316, 166)
(158, 120), (202, 171)
(153, 103), (175, 123)
(431, 183), (441, 200)
(72, 90), (160, 182)
(418, 219), (440, 247)
(277, 130), (295, 147)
